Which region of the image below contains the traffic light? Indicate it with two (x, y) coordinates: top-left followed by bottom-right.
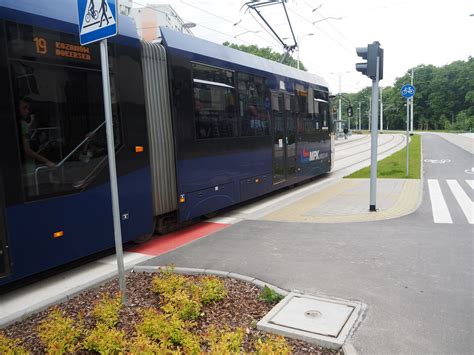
(347, 105), (353, 117)
(356, 41), (383, 80)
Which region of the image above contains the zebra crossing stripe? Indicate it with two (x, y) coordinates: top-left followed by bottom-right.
(447, 180), (474, 224)
(466, 180), (474, 189)
(428, 179), (453, 224)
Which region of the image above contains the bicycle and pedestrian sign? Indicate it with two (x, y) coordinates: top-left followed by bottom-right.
(77, 0), (117, 45)
(401, 84), (415, 99)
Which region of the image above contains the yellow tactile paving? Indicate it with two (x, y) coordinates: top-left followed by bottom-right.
(261, 179), (422, 223)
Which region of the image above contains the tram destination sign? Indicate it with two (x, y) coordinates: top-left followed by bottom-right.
(77, 0), (118, 45)
(7, 23), (100, 66)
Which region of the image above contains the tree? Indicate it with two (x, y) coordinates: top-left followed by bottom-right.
(223, 42), (308, 71)
(346, 57), (473, 131)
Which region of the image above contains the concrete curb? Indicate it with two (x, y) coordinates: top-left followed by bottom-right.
(342, 343), (358, 355)
(133, 266), (286, 294)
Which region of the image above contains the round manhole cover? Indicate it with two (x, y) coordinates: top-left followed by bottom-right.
(304, 310), (322, 318)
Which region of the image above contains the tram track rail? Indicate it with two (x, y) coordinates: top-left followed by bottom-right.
(335, 135), (372, 152)
(333, 134), (406, 172)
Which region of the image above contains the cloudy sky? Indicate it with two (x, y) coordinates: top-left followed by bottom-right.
(134, 0), (473, 94)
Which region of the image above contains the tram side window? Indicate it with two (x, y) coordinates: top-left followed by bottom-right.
(238, 73), (270, 136)
(314, 90), (329, 129)
(192, 63), (238, 139)
(295, 87), (312, 133)
(11, 61), (121, 200)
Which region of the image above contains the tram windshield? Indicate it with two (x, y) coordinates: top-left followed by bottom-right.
(6, 22), (122, 200)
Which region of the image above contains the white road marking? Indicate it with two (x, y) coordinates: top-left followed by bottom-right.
(466, 180), (474, 189)
(428, 179), (453, 224)
(424, 159), (451, 164)
(208, 217), (241, 225)
(447, 180), (474, 224)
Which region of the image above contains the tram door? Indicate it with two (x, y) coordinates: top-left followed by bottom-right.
(272, 92), (296, 184)
(0, 171), (10, 278)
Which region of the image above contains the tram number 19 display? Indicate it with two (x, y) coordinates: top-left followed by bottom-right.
(33, 36), (48, 54)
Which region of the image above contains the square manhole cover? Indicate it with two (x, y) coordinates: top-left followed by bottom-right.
(269, 295), (355, 337)
(257, 292), (365, 349)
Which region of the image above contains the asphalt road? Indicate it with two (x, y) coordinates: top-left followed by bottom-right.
(141, 133), (473, 354)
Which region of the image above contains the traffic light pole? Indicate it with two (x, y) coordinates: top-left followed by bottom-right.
(355, 40), (383, 212)
(369, 56), (380, 212)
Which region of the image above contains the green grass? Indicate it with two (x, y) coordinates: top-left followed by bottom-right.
(345, 134), (421, 179)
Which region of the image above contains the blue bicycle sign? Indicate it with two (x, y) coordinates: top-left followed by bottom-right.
(401, 84), (415, 99)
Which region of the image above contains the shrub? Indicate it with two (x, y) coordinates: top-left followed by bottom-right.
(136, 308), (197, 349)
(199, 276), (227, 304)
(205, 326), (244, 354)
(162, 289), (202, 321)
(128, 334), (168, 354)
(255, 335), (293, 354)
(37, 309), (83, 353)
(179, 332), (202, 355)
(92, 293), (122, 328)
(151, 269), (188, 298)
(0, 332), (28, 354)
(82, 323), (127, 353)
(259, 285), (284, 304)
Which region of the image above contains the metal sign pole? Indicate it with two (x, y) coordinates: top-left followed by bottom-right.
(406, 98), (410, 177)
(369, 56), (380, 212)
(410, 68), (414, 133)
(100, 39), (126, 303)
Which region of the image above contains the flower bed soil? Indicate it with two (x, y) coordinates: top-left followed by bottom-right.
(2, 272), (342, 354)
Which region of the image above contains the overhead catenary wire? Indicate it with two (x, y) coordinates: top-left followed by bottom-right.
(312, 8), (356, 49)
(286, 6), (355, 57)
(129, 0), (255, 45)
(178, 0), (281, 48)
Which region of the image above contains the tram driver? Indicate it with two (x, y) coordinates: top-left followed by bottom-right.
(18, 97), (55, 194)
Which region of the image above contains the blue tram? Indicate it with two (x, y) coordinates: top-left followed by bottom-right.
(0, 0), (333, 286)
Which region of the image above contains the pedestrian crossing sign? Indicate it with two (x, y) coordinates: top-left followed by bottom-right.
(77, 0), (118, 45)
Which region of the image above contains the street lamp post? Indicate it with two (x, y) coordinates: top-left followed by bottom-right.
(330, 71), (350, 133)
(297, 33), (314, 70)
(380, 86), (383, 132)
(358, 101), (362, 130)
